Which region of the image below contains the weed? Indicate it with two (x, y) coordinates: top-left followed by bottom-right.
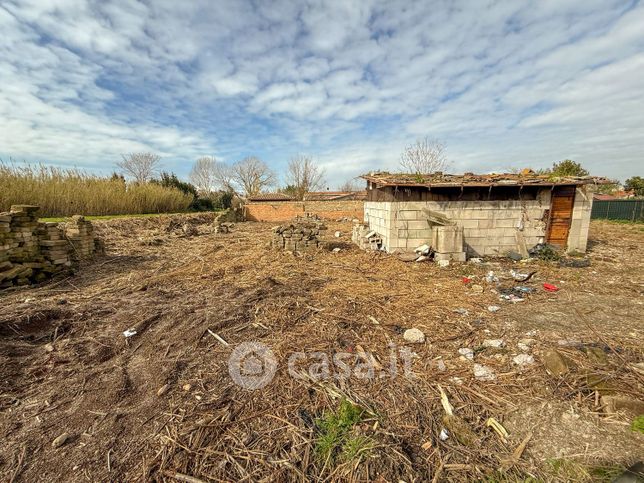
(315, 399), (373, 467)
(631, 415), (644, 434)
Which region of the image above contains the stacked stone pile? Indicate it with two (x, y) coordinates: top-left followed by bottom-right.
(39, 222), (71, 266)
(0, 206), (102, 289)
(271, 222), (326, 252)
(65, 215), (97, 260)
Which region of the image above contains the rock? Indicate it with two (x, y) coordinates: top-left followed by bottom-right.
(403, 328), (425, 344)
(517, 342), (531, 352)
(52, 432), (70, 448)
(468, 257), (482, 264)
(471, 284), (484, 293)
(542, 349), (574, 376)
(458, 348), (474, 360)
(182, 384), (192, 392)
(487, 305), (500, 313)
(519, 338), (535, 347)
(334, 231), (342, 238)
(473, 364), (496, 381)
(513, 354), (535, 366)
(44, 343), (55, 353)
(601, 395), (644, 417)
(332, 248), (341, 253)
(437, 260), (450, 267)
(436, 359), (447, 371)
(482, 339), (505, 348)
(157, 384), (170, 396)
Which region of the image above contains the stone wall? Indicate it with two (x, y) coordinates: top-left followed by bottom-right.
(245, 200), (364, 222)
(362, 185), (594, 256)
(0, 205), (102, 288)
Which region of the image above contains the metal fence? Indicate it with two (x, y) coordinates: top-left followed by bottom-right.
(591, 200), (644, 221)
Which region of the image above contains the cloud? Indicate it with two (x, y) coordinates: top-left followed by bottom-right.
(0, 0), (642, 186)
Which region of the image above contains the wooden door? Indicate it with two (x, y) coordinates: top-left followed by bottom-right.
(546, 186), (576, 247)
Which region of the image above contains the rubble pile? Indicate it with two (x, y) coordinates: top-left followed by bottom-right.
(0, 205), (102, 289)
(352, 222), (382, 250)
(271, 222), (326, 252)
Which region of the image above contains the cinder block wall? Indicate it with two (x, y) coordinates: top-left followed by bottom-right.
(364, 189), (553, 256)
(246, 200), (364, 222)
(0, 206), (101, 288)
(566, 186), (593, 252)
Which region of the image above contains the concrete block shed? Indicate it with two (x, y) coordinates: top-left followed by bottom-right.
(358, 171), (609, 258)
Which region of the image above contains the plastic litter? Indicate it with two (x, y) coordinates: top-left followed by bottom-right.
(123, 328), (137, 338)
(439, 428), (449, 440)
(543, 283), (559, 292)
(485, 271), (499, 283)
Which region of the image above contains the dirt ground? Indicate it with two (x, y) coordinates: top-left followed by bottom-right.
(0, 215), (642, 482)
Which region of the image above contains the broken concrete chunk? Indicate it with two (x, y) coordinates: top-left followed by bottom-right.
(403, 328), (425, 344)
(437, 260), (450, 267)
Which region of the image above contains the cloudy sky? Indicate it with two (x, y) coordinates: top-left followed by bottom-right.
(1, 0), (642, 187)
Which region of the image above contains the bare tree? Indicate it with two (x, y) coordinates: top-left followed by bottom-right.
(212, 162), (236, 193)
(231, 156), (275, 197)
(339, 179), (362, 192)
(117, 152), (161, 183)
(285, 154), (326, 200)
(399, 138), (447, 174)
(189, 156), (216, 195)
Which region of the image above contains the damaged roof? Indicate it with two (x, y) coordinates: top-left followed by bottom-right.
(361, 171), (611, 188)
(304, 191), (367, 201)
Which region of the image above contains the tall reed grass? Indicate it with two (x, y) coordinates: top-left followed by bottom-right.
(0, 163), (193, 217)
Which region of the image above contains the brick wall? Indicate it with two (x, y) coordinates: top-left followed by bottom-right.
(0, 205), (102, 289)
(245, 200), (364, 222)
(364, 189), (555, 256)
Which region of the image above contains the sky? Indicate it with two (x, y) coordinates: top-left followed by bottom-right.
(1, 0), (643, 188)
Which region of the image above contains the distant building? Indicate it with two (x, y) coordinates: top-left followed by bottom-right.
(357, 171), (609, 259)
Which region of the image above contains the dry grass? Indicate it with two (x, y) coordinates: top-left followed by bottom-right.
(0, 218), (642, 482)
(0, 162), (192, 217)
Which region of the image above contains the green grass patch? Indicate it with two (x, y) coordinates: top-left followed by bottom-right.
(631, 415), (644, 434)
(315, 399), (374, 467)
(546, 458), (624, 482)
